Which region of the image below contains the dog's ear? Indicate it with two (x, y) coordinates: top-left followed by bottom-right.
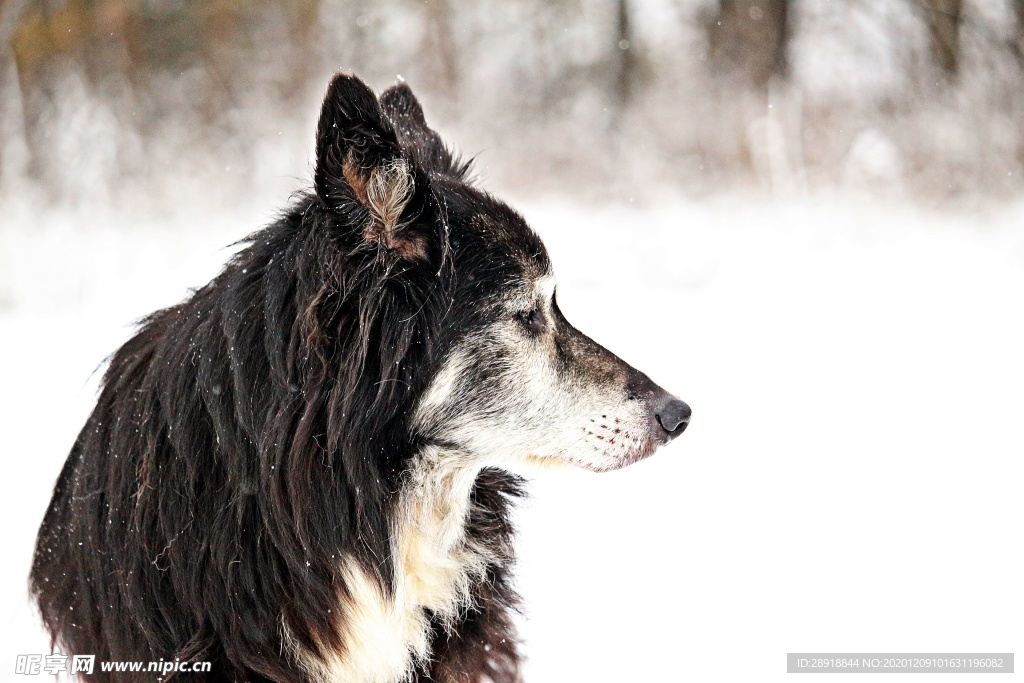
(380, 80), (472, 181)
(315, 73), (428, 260)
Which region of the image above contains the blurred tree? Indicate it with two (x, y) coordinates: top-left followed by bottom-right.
(423, 0), (458, 97)
(7, 0), (325, 192)
(1012, 0), (1024, 62)
(1, 0), (1022, 202)
(700, 0), (790, 184)
(914, 0), (962, 76)
(707, 0), (789, 92)
(612, 0), (638, 116)
(1, 0), (29, 183)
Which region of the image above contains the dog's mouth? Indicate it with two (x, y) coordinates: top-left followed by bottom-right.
(662, 423), (689, 444)
(621, 437), (665, 468)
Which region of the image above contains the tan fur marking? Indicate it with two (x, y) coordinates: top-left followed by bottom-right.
(342, 157), (369, 205)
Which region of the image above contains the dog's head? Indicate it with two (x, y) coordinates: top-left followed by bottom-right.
(313, 73), (689, 473)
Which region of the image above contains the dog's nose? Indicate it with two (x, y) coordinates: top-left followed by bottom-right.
(654, 394), (691, 439)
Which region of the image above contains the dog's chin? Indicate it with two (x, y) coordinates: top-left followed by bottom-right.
(588, 447), (661, 473)
(522, 440), (664, 473)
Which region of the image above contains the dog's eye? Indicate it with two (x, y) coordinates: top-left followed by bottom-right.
(516, 308), (544, 334)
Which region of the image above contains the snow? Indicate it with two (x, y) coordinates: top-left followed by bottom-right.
(3, 197), (1023, 681)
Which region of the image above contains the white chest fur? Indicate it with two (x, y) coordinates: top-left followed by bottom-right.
(321, 449), (490, 683)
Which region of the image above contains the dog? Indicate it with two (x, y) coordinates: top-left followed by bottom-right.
(30, 73), (690, 682)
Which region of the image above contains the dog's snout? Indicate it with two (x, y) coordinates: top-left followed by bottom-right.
(654, 394), (691, 439)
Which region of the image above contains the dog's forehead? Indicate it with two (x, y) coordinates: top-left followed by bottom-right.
(465, 204), (550, 278)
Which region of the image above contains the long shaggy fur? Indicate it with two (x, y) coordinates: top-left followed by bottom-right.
(30, 191), (518, 680)
(31, 72), (688, 683)
(31, 75), (525, 682)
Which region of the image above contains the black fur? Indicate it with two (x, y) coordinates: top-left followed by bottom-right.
(31, 74), (547, 682)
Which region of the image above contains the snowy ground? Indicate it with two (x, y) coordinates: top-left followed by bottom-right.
(2, 196), (1022, 681)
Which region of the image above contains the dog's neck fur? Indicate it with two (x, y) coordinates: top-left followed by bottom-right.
(319, 445), (495, 683)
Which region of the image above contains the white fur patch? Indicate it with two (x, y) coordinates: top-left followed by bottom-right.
(535, 274), (556, 303)
(503, 273), (557, 315)
(316, 447), (493, 683)
(413, 346), (472, 423)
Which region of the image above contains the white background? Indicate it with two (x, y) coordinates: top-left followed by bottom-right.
(3, 196), (1022, 681)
